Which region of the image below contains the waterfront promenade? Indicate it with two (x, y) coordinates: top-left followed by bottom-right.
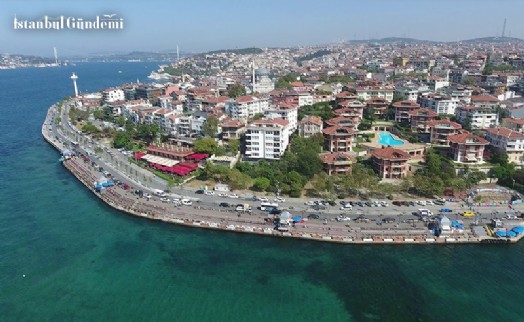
(42, 101), (524, 245)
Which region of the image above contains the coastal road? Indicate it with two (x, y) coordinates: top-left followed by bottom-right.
(48, 99), (524, 231)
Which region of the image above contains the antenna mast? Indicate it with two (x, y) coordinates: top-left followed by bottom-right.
(502, 18), (507, 37)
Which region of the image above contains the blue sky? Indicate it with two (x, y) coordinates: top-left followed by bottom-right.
(1, 0), (523, 56)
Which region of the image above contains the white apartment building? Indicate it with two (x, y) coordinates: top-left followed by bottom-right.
(394, 87), (419, 102)
(263, 105), (298, 132)
(102, 88), (125, 103)
(418, 93), (460, 115)
(457, 106), (499, 129)
(226, 96), (270, 119)
(485, 127), (524, 164)
(245, 119), (290, 160)
(356, 86), (394, 102)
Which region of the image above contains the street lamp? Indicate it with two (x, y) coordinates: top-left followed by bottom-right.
(512, 179), (516, 189)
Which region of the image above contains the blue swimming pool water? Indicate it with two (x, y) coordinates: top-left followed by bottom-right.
(378, 132), (405, 146)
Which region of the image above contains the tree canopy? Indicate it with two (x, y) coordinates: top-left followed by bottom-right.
(227, 83), (246, 98)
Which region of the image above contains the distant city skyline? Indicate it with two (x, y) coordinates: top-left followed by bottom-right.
(2, 0), (524, 56)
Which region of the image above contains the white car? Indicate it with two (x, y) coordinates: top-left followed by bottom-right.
(204, 190), (214, 196)
(181, 199), (192, 206)
(305, 201), (316, 206)
(160, 197), (170, 203)
(228, 194), (239, 199)
(336, 215), (351, 222)
(218, 193), (227, 197)
(143, 193), (151, 199)
(274, 197), (286, 203)
(258, 197), (269, 202)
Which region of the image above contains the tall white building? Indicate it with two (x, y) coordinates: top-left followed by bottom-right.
(245, 119), (290, 160)
(485, 127), (524, 164)
(252, 68), (275, 94)
(102, 88), (125, 103)
(419, 93), (460, 115)
(226, 96), (269, 119)
(457, 105), (499, 129)
(263, 104), (298, 132)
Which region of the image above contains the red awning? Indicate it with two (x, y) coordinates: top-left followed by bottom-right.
(186, 153), (209, 162)
(134, 152), (146, 160)
(178, 162), (199, 170)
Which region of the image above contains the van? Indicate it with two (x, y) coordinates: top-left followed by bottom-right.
(339, 203), (353, 210)
(417, 209), (432, 217)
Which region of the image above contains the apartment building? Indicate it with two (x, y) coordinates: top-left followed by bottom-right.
(245, 118), (290, 160)
(485, 127), (524, 164)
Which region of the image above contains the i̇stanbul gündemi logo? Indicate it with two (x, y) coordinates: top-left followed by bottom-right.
(13, 14), (124, 30)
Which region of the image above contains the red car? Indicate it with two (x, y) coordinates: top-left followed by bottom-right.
(122, 183), (131, 190)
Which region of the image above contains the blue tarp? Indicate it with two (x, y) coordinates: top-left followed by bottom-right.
(507, 231), (517, 237)
(512, 226), (524, 234)
(496, 230), (507, 237)
(293, 216), (302, 222)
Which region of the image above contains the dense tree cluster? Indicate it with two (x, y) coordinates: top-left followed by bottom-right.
(297, 102), (334, 121)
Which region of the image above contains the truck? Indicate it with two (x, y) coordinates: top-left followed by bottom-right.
(417, 209), (433, 217)
(235, 204), (252, 213)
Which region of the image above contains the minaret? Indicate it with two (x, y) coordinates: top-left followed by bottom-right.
(176, 45), (179, 62)
(70, 72), (79, 97)
(252, 60), (256, 86)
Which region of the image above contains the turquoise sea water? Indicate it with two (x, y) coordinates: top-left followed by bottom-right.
(378, 132), (405, 146)
(1, 63), (524, 322)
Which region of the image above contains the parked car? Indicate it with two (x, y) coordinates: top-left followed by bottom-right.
(258, 197), (269, 202)
(181, 199), (192, 206)
(218, 193), (227, 197)
(219, 202), (230, 207)
(311, 205), (326, 211)
(160, 197), (170, 203)
(228, 194), (239, 199)
(354, 215), (370, 223)
(204, 190), (214, 196)
(382, 217), (396, 223)
(336, 215), (351, 222)
(305, 200), (316, 206)
(143, 193), (151, 199)
(195, 190), (204, 194)
(274, 197), (286, 203)
(461, 211), (475, 217)
(340, 204), (353, 210)
(307, 214), (320, 219)
(440, 208), (452, 213)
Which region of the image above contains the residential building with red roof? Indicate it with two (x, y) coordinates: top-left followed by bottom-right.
(264, 104), (298, 131)
(220, 119), (246, 141)
(245, 118), (290, 160)
(502, 118), (524, 133)
(426, 119), (463, 145)
(298, 116), (323, 138)
(320, 152), (355, 176)
(365, 97), (389, 119)
(371, 147), (411, 179)
(485, 127), (524, 164)
(325, 116), (359, 130)
(447, 132), (489, 163)
(322, 126), (354, 153)
(409, 108), (438, 132)
(393, 100), (420, 124)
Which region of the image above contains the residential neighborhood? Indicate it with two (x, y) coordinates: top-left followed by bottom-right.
(71, 40), (524, 199)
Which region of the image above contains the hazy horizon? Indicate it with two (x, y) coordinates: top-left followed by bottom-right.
(2, 0), (524, 57)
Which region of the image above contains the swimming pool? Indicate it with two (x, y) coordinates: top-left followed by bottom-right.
(378, 132), (405, 146)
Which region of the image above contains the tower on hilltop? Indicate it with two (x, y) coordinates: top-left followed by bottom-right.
(70, 72), (79, 97)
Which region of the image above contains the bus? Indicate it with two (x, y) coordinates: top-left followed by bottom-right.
(260, 202), (279, 211)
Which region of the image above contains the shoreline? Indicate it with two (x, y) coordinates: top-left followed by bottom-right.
(41, 102), (523, 245)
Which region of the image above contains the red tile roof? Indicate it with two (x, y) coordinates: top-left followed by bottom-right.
(503, 117), (524, 125)
(471, 95), (499, 103)
(447, 133), (489, 145)
(393, 100), (420, 109)
(251, 118), (289, 127)
(426, 119), (462, 129)
(320, 152), (355, 164)
(372, 147), (411, 160)
(299, 115), (323, 126)
(485, 127), (524, 139)
(408, 108), (438, 117)
(322, 126), (354, 135)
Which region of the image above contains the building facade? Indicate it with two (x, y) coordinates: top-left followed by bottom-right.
(371, 147), (411, 179)
(245, 119), (290, 160)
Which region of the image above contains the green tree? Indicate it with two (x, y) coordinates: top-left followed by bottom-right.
(203, 115), (219, 137)
(113, 131), (131, 148)
(228, 139), (240, 154)
(81, 122), (99, 134)
(252, 177), (270, 191)
(194, 136), (218, 154)
(116, 116), (126, 127)
(228, 169), (252, 190)
(227, 83), (246, 98)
